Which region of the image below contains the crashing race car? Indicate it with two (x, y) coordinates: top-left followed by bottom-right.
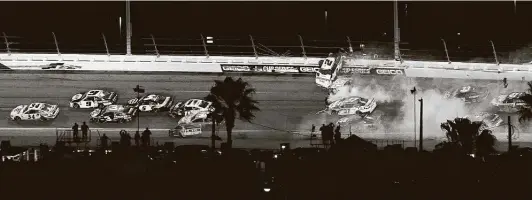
(168, 123), (202, 138)
(127, 94), (173, 112)
(169, 99), (214, 118)
(10, 103), (60, 121)
(336, 112), (381, 131)
(490, 92), (527, 113)
(89, 104), (138, 123)
(443, 85), (490, 103)
(70, 90), (118, 109)
(177, 110), (213, 125)
(464, 112), (503, 130)
(320, 96), (377, 116)
(327, 78), (352, 95)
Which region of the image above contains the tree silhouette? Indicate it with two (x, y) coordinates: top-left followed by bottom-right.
(518, 81), (532, 123)
(205, 77), (260, 149)
(440, 117), (497, 159)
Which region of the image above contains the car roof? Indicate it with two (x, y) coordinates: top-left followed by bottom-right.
(86, 90), (103, 96)
(28, 103), (45, 110)
(185, 99), (207, 107)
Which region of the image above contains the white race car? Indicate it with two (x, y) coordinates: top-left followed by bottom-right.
(127, 94), (173, 112)
(169, 99), (214, 118)
(490, 92), (527, 113)
(464, 112), (504, 130)
(70, 90), (118, 109)
(177, 110), (213, 124)
(10, 103), (60, 121)
(322, 96), (377, 116)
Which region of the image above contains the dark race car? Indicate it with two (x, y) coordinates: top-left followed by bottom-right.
(89, 104), (138, 123)
(443, 85), (490, 103)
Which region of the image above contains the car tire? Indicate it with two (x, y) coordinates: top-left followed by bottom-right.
(98, 104), (104, 109)
(73, 104), (80, 109)
(153, 108), (159, 113)
(40, 116), (47, 121)
(14, 116), (21, 121)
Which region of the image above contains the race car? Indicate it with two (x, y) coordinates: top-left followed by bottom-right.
(336, 112), (380, 130)
(328, 78), (352, 95)
(443, 85), (490, 103)
(490, 92), (528, 113)
(9, 103), (60, 121)
(169, 99), (214, 118)
(464, 112), (504, 130)
(127, 94), (173, 112)
(70, 90), (118, 109)
(176, 109), (214, 125)
(320, 96), (377, 116)
(89, 104), (138, 123)
(168, 124), (202, 138)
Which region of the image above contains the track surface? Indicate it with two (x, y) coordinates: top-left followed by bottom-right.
(1, 72), (532, 150)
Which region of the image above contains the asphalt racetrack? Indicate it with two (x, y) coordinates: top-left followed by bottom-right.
(1, 72), (532, 151)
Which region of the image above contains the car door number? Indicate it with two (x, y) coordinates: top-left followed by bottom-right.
(85, 101), (92, 107)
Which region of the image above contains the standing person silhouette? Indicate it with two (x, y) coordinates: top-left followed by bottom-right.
(134, 131), (141, 147)
(72, 123), (79, 142)
(141, 127), (152, 147)
(81, 122), (89, 141)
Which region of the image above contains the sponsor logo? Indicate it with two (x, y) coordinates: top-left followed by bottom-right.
(341, 68), (371, 74)
(221, 65), (251, 72)
(375, 69), (404, 75)
(299, 67), (319, 73)
(259, 66), (299, 73)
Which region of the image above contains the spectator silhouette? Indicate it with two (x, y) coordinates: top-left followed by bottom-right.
(141, 127), (152, 147)
(81, 122), (89, 141)
(120, 130), (131, 147)
(327, 123), (335, 146)
(134, 131), (141, 147)
(311, 124), (316, 137)
(319, 124), (327, 147)
(334, 125), (342, 144)
(100, 134), (109, 149)
(72, 123), (79, 142)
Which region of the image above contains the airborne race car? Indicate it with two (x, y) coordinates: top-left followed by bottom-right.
(90, 104), (138, 123)
(169, 99), (214, 118)
(10, 103), (60, 121)
(127, 94), (173, 112)
(444, 85), (490, 103)
(464, 112), (504, 130)
(490, 92), (527, 113)
(320, 96), (377, 116)
(70, 90), (118, 109)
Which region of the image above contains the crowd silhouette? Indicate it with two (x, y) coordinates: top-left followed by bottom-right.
(2, 131), (532, 200)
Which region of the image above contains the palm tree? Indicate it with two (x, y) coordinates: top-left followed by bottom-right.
(518, 81), (532, 123)
(205, 77), (260, 149)
(440, 117), (497, 159)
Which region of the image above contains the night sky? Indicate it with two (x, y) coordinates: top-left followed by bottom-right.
(1, 1), (531, 62)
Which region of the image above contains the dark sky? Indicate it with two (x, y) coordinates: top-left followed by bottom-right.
(1, 1), (531, 61)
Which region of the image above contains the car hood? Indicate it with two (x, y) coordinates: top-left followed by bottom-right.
(71, 94), (84, 102)
(11, 105), (26, 115)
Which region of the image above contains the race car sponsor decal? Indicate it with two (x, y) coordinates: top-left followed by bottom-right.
(374, 68), (404, 75)
(221, 64), (317, 73)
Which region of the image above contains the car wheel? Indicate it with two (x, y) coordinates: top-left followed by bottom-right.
(14, 116), (21, 121)
(73, 104), (80, 109)
(153, 108), (159, 113)
(40, 116), (47, 121)
(98, 104), (104, 109)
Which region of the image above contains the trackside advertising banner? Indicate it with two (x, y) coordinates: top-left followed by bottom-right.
(339, 67), (405, 76)
(220, 64), (319, 74)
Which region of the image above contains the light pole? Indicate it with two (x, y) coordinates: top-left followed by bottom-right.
(133, 85), (145, 134)
(410, 87), (417, 148)
(418, 98), (423, 152)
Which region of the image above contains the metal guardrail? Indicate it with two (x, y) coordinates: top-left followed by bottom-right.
(0, 53), (323, 66)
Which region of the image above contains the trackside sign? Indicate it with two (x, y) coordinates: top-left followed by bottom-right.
(340, 67), (405, 76)
(220, 64), (319, 74)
